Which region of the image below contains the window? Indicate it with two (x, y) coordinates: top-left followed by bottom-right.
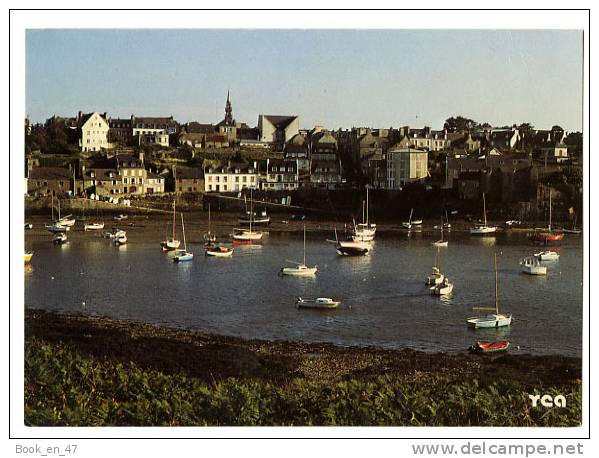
(123, 178), (128, 184)
(242, 176), (247, 183)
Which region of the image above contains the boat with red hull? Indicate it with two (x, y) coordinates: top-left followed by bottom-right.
(530, 190), (563, 244)
(468, 340), (511, 354)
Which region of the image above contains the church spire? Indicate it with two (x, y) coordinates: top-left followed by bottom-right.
(224, 90), (233, 126)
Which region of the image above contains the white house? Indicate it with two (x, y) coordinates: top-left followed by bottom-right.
(258, 115), (299, 148)
(204, 163), (260, 192)
(78, 112), (110, 152)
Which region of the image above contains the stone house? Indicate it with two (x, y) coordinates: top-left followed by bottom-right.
(263, 158), (299, 191)
(174, 168), (203, 193)
(27, 167), (73, 197)
(204, 163), (260, 192)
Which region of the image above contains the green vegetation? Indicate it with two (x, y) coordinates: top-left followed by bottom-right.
(25, 338), (581, 427)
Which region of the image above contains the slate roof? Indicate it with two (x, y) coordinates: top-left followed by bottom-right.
(28, 167), (72, 180)
(263, 115), (298, 129)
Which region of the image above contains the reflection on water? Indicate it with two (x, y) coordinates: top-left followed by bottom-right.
(24, 231), (583, 356)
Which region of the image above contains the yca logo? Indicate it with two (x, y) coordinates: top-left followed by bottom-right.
(529, 394), (567, 408)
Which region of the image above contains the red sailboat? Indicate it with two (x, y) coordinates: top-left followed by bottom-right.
(529, 190), (564, 244)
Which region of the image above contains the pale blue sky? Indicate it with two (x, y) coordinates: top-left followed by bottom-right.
(26, 29), (583, 131)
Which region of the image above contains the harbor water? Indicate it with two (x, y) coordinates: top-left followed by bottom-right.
(24, 229), (583, 356)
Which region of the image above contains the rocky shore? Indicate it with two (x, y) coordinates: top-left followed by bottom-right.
(25, 309), (581, 387)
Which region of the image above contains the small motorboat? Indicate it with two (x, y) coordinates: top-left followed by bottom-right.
(53, 233), (68, 244)
(84, 222), (105, 231)
(520, 256), (547, 275)
(114, 233), (127, 245)
(468, 340), (511, 354)
(430, 277), (454, 296)
(296, 297), (340, 309)
(174, 250), (194, 262)
(238, 209), (271, 226)
(534, 251), (560, 261)
(45, 223), (69, 233)
(24, 251), (34, 263)
(205, 244), (234, 257)
(114, 214), (128, 221)
(24, 223), (33, 230)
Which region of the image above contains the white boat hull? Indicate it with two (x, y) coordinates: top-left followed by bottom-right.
(46, 224), (69, 233)
(84, 222), (105, 231)
(467, 314), (512, 329)
(432, 240), (448, 247)
(281, 265), (317, 276)
(174, 252), (194, 262)
(296, 298), (339, 309)
(470, 226), (497, 235)
(431, 282), (454, 296)
(161, 239), (181, 251)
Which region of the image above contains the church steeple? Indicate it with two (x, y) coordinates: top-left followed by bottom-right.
(224, 90), (233, 126)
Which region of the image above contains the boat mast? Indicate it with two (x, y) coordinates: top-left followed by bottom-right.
(208, 202), (211, 235)
(249, 188), (253, 233)
(483, 192), (487, 227)
(303, 224), (306, 266)
(366, 187), (369, 226)
(181, 213), (186, 251)
(172, 200), (176, 241)
(548, 190), (552, 231)
(494, 252), (499, 314)
(51, 194), (54, 221)
(362, 200), (366, 225)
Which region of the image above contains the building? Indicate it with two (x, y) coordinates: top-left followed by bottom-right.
(77, 112), (110, 152)
(284, 133), (309, 172)
(490, 128), (520, 150)
(204, 163), (260, 192)
(258, 115), (300, 149)
(263, 159), (299, 191)
(386, 148), (429, 189)
(82, 168), (122, 196)
(145, 171), (165, 194)
(541, 142), (569, 163)
(108, 118), (132, 146)
(310, 160), (342, 190)
(114, 153), (147, 195)
(174, 168), (203, 193)
(131, 116), (178, 147)
(27, 167), (73, 196)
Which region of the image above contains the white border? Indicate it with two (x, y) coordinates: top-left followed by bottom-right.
(6, 6), (592, 451)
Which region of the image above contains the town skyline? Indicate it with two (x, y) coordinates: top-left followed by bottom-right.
(26, 29), (583, 132)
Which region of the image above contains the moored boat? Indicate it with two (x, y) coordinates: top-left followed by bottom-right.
(528, 190), (564, 244)
(205, 244), (234, 257)
(351, 187), (376, 242)
(24, 251), (34, 263)
(84, 222), (105, 231)
(470, 193), (497, 235)
(467, 253), (512, 329)
(296, 297), (340, 309)
(53, 232), (68, 244)
(280, 225), (317, 276)
(161, 201), (181, 251)
(173, 213), (193, 262)
(534, 250), (560, 261)
(468, 340), (510, 354)
(430, 277), (454, 296)
(520, 256), (547, 275)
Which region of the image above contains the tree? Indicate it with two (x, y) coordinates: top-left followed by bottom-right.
(443, 116), (478, 133)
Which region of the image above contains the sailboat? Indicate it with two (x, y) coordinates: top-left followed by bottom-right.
(529, 190), (564, 244)
(432, 219), (448, 247)
(430, 276), (454, 296)
(233, 188), (263, 243)
(467, 253), (512, 328)
(328, 227), (369, 256)
(84, 200), (104, 231)
(45, 196), (70, 233)
(203, 202), (217, 244)
(281, 225), (318, 276)
(352, 187), (376, 242)
(470, 192), (497, 235)
(425, 248), (445, 286)
(161, 200), (181, 251)
(402, 208), (415, 229)
(174, 213), (193, 262)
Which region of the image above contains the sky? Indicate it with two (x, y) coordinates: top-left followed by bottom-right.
(25, 29), (583, 131)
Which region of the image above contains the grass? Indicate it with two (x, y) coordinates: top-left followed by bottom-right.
(24, 338), (581, 427)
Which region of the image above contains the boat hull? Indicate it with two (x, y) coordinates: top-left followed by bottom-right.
(467, 314), (512, 329)
(205, 247), (234, 257)
(161, 240), (181, 251)
(470, 226), (497, 235)
(24, 252), (33, 263)
(174, 252), (194, 262)
(281, 266), (317, 276)
(469, 341), (510, 354)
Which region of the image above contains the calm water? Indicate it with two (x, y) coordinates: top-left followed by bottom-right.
(24, 230), (583, 356)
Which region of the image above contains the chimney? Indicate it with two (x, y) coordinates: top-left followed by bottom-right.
(139, 151), (144, 164)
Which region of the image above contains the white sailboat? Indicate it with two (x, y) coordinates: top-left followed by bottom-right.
(470, 192), (497, 235)
(233, 188), (263, 243)
(467, 253), (512, 328)
(402, 208), (414, 229)
(203, 202), (217, 243)
(352, 187), (376, 242)
(296, 297), (340, 309)
(161, 200), (181, 251)
(430, 277), (454, 296)
(174, 213), (193, 262)
(45, 196), (70, 233)
(84, 200), (104, 231)
(281, 225), (317, 276)
(432, 219), (448, 247)
(426, 248), (445, 286)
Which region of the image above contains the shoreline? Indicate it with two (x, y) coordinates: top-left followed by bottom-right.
(25, 309), (581, 386)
